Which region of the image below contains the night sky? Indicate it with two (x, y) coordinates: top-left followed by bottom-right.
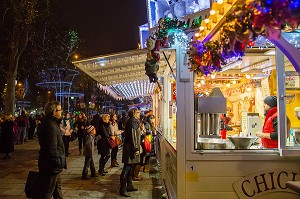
(60, 0), (148, 57)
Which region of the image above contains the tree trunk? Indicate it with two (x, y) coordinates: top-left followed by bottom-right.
(4, 54), (19, 115)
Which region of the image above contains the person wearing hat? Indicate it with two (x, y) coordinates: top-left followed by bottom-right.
(82, 125), (100, 180)
(256, 96), (279, 148)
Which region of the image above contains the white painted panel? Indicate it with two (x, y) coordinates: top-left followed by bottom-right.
(186, 177), (240, 192)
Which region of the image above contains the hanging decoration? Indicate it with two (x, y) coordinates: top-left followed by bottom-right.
(145, 17), (201, 83)
(188, 40), (226, 76)
(188, 0), (300, 76)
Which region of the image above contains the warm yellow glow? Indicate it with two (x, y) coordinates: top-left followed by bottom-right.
(74, 54), (79, 59)
(217, 0), (224, 4)
(199, 26), (205, 31)
(246, 87), (252, 92)
(211, 74), (216, 79)
(204, 18), (210, 23)
(232, 80), (237, 84)
(226, 83), (230, 87)
(246, 74), (251, 79)
(201, 80), (206, 85)
(48, 91), (51, 94)
(195, 32), (200, 37)
(197, 83), (201, 87)
(210, 10), (216, 15)
(18, 83), (22, 86)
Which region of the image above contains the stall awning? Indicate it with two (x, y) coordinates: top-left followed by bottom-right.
(72, 49), (175, 99)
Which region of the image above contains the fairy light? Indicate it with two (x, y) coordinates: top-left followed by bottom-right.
(211, 74), (216, 79)
(210, 10), (216, 15)
(246, 74), (251, 79)
(204, 18), (210, 23)
(217, 0), (224, 4)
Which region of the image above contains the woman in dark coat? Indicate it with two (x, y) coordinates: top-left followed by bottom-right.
(0, 114), (14, 159)
(97, 114), (111, 176)
(74, 112), (88, 155)
(119, 108), (141, 197)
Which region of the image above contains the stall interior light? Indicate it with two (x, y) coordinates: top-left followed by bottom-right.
(261, 66), (276, 73)
(264, 49), (276, 55)
(240, 59), (270, 72)
(111, 80), (156, 99)
(221, 60), (243, 72)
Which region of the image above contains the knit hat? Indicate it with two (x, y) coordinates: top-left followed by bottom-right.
(264, 96), (277, 107)
(86, 125), (95, 134)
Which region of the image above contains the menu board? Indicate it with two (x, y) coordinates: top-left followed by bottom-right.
(261, 78), (270, 97)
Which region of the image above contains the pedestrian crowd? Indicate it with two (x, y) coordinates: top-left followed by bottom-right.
(0, 101), (158, 198)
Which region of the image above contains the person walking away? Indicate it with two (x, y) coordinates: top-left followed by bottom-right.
(37, 101), (66, 198)
(98, 114), (111, 176)
(0, 114), (14, 159)
(60, 112), (73, 156)
(28, 114), (36, 139)
(118, 112), (127, 140)
(74, 112), (88, 155)
(17, 111), (28, 144)
(119, 108), (141, 197)
(82, 125), (100, 179)
(110, 113), (123, 167)
(90, 113), (101, 135)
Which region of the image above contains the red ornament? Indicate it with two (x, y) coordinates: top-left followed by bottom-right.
(247, 40), (255, 47)
(252, 11), (266, 34)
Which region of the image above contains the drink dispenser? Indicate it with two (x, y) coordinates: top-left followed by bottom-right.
(195, 88), (226, 148)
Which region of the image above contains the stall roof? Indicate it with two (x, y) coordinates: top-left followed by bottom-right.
(72, 49), (175, 99)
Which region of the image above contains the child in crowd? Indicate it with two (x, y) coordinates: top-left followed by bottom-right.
(82, 125), (100, 180)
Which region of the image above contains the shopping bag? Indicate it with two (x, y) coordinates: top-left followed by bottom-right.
(25, 171), (40, 198)
(144, 137), (152, 153)
(115, 135), (123, 146)
(70, 131), (78, 141)
(107, 137), (117, 148)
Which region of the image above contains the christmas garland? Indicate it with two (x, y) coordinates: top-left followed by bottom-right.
(145, 17), (202, 83)
(188, 0), (300, 76)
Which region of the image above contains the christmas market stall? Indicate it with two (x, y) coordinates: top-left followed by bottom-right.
(145, 0), (300, 198)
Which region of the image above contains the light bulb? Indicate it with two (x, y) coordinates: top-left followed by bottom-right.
(211, 74), (216, 79)
(195, 32), (200, 37)
(199, 26), (205, 31)
(210, 10), (216, 15)
(217, 0), (224, 4)
(246, 74), (251, 79)
(205, 19), (210, 23)
(232, 80), (236, 84)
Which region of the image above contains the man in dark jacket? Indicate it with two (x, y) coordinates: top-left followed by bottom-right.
(37, 101), (65, 198)
(119, 108), (141, 197)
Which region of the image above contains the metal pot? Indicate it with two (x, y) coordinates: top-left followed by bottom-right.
(227, 136), (257, 149)
(197, 138), (226, 149)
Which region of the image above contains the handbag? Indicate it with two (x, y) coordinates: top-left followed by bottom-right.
(144, 137), (152, 153)
(70, 131), (78, 141)
(107, 137), (117, 148)
(25, 171), (40, 198)
(115, 135), (123, 146)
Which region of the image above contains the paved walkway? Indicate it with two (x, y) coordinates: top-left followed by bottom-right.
(0, 138), (164, 199)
